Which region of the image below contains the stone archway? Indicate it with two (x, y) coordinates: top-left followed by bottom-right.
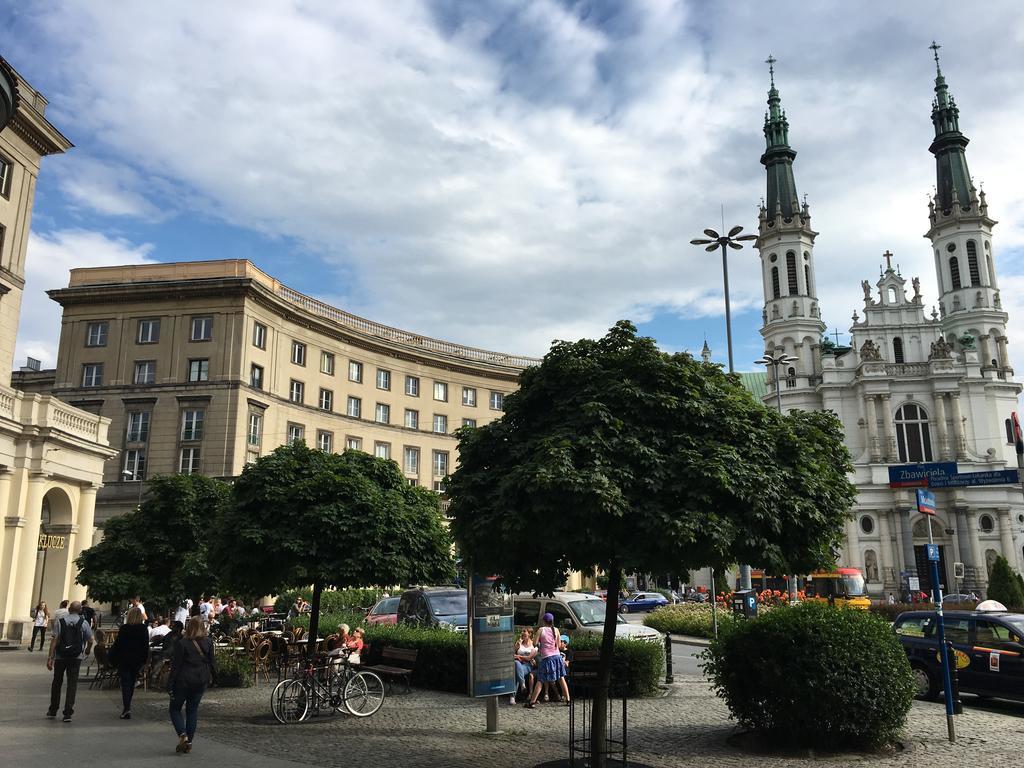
(33, 486), (75, 612)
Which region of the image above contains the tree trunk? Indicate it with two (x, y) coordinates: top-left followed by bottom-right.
(307, 579), (323, 662)
(592, 565), (622, 768)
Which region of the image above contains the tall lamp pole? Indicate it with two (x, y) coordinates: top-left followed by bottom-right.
(691, 224), (758, 589)
(756, 351), (799, 602)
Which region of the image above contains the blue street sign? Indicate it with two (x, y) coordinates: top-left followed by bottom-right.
(926, 543), (940, 562)
(888, 462), (958, 488)
(916, 488), (937, 516)
(926, 469), (1020, 489)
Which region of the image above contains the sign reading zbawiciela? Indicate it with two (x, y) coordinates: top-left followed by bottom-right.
(467, 575), (516, 698)
(888, 462), (958, 488)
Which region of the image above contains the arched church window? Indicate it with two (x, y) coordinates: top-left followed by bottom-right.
(804, 265), (811, 295)
(892, 337), (904, 364)
(966, 240), (980, 286)
(1005, 418), (1014, 445)
(949, 256), (962, 290)
(786, 252), (798, 294)
(887, 287), (897, 303)
(979, 514), (994, 533)
(785, 367), (796, 388)
(895, 404), (933, 463)
(771, 267), (780, 299)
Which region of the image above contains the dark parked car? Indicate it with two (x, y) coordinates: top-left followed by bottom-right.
(618, 592), (669, 613)
(893, 610), (1024, 702)
(396, 587), (468, 632)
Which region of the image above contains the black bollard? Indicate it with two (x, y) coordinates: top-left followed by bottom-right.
(664, 632), (674, 684)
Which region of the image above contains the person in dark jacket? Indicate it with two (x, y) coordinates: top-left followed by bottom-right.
(168, 616), (216, 753)
(108, 606), (149, 719)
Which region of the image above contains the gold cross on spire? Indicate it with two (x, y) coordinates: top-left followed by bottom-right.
(883, 250), (894, 271)
(765, 55), (777, 86)
(929, 41), (942, 75)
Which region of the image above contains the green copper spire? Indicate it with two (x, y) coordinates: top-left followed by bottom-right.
(761, 55), (800, 220)
(928, 41), (972, 212)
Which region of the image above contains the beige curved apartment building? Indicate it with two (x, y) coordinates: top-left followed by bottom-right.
(38, 260), (536, 524)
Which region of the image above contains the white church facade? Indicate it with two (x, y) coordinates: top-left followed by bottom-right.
(752, 50), (1023, 599)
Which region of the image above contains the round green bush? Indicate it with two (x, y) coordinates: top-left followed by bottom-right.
(702, 602), (915, 750)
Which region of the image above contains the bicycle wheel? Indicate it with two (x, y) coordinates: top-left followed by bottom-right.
(278, 679), (311, 723)
(270, 679), (291, 723)
(344, 671), (385, 717)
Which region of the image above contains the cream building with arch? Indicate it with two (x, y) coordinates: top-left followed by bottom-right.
(0, 58), (114, 644)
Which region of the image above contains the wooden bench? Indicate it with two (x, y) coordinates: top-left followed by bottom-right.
(363, 646), (418, 693)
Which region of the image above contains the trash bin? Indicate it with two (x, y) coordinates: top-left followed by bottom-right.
(732, 589), (758, 619)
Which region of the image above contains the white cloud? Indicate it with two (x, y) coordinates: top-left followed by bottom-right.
(55, 157), (165, 220)
(16, 230), (155, 367)
(10, 1), (1024, 368)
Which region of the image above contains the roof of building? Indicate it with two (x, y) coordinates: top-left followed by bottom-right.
(737, 371), (768, 400)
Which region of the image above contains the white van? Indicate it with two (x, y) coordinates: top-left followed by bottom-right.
(512, 592), (663, 642)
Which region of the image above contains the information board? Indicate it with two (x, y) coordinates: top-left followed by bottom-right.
(467, 575), (516, 698)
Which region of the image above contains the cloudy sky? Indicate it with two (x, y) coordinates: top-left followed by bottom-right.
(5, 1), (1024, 371)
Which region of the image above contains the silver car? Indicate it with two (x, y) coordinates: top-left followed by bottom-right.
(512, 592), (663, 642)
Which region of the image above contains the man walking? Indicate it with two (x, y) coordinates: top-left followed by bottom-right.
(46, 600), (94, 722)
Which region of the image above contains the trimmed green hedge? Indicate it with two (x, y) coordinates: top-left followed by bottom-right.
(292, 615), (663, 696)
(274, 588), (386, 615)
(868, 601), (981, 622)
(703, 602), (915, 750)
(644, 603), (735, 637)
(214, 647), (253, 688)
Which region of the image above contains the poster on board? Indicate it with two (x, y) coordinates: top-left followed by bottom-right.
(467, 575), (516, 698)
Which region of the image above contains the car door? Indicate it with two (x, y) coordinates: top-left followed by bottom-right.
(938, 616), (976, 693)
(971, 617), (1024, 700)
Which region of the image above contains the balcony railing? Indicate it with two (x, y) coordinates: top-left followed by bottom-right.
(884, 363), (930, 377)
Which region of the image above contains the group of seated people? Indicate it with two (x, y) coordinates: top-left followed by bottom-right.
(511, 625), (571, 706)
(326, 623), (366, 663)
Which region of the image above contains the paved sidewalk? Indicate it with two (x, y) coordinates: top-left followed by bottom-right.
(2, 649), (1023, 766)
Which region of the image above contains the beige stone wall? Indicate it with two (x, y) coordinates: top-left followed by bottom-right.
(47, 260), (531, 522)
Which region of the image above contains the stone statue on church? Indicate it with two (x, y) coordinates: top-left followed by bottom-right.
(859, 338), (882, 361)
(861, 280), (872, 302)
(912, 277), (921, 302)
(929, 336), (954, 360)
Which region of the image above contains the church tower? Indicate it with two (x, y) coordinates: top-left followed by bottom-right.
(925, 43), (1010, 376)
(756, 57), (825, 408)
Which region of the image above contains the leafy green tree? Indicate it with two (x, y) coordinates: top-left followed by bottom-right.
(987, 555), (1024, 607)
(212, 442), (455, 652)
(76, 474), (230, 613)
(447, 321), (857, 767)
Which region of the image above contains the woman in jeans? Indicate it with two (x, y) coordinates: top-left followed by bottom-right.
(28, 602), (49, 651)
(168, 616), (216, 753)
(108, 606), (149, 718)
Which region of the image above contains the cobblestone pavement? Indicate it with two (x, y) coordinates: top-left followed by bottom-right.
(3, 649), (1023, 767)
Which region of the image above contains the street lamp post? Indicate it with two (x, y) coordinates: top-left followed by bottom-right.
(122, 468), (144, 509)
(690, 224), (758, 589)
(756, 351), (800, 602)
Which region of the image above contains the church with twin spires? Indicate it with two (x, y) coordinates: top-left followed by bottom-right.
(752, 46), (1023, 598)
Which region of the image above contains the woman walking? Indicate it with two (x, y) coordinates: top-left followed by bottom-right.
(109, 606), (149, 718)
(525, 612), (570, 708)
(168, 616), (216, 753)
(27, 602), (49, 651)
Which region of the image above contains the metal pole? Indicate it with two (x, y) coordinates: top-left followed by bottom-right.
(710, 566), (718, 638)
(771, 361), (798, 603)
(721, 242), (735, 374)
(928, 519), (956, 742)
(485, 696), (499, 734)
(664, 633), (674, 684)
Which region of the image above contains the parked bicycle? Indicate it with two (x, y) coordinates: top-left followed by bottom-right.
(271, 651), (385, 723)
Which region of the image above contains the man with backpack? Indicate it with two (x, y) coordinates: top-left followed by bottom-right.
(46, 600), (94, 722)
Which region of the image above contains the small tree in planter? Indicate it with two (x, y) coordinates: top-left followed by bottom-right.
(987, 555), (1024, 607)
(211, 442), (455, 655)
(447, 322), (857, 767)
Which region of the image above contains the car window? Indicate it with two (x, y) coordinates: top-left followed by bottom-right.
(568, 599), (606, 626)
(895, 616), (932, 637)
(426, 592), (465, 617)
(415, 595), (431, 623)
(975, 619), (1018, 646)
(514, 600), (540, 627)
(373, 597), (399, 615)
(545, 602), (574, 629)
(944, 618), (970, 644)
